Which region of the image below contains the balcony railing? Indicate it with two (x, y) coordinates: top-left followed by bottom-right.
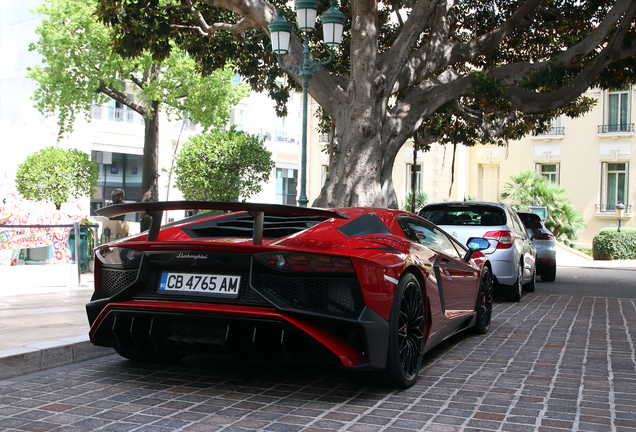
(597, 124), (635, 133)
(91, 105), (145, 125)
(535, 126), (564, 136)
(595, 204), (632, 213)
(256, 130), (298, 144)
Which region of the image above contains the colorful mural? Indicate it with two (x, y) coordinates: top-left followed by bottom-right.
(0, 192), (88, 266)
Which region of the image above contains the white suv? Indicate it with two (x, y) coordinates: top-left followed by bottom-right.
(419, 202), (537, 302)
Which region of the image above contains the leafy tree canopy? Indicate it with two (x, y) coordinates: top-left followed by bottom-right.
(28, 0), (250, 208)
(15, 147), (99, 210)
(172, 127), (275, 201)
(28, 0), (249, 138)
(501, 170), (585, 241)
(93, 0), (636, 208)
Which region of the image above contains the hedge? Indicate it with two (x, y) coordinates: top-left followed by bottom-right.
(592, 228), (636, 260)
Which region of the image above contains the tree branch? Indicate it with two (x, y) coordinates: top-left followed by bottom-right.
(177, 0), (259, 41)
(453, 101), (517, 138)
(97, 81), (149, 116)
(393, 0), (541, 93)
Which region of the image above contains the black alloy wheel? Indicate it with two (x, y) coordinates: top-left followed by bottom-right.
(474, 266), (493, 334)
(382, 273), (426, 388)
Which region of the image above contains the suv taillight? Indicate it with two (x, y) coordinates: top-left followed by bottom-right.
(483, 230), (514, 249)
(534, 232), (555, 240)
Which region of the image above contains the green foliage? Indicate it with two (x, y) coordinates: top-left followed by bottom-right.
(523, 60), (573, 91)
(501, 170), (585, 241)
(80, 219), (96, 260)
(27, 0), (249, 139)
(471, 72), (506, 104)
(172, 128), (275, 201)
(401, 191), (429, 214)
(15, 147), (98, 210)
(593, 229), (636, 260)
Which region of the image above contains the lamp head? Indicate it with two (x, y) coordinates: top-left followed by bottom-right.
(320, 2), (346, 48)
(268, 11), (293, 55)
(295, 0), (319, 33)
(616, 202), (626, 218)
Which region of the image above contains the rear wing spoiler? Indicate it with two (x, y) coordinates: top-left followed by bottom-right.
(95, 201), (348, 243)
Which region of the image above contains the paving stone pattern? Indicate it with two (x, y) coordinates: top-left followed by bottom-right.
(1, 294), (635, 432)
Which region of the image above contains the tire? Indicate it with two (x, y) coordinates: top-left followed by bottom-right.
(504, 263), (523, 302)
(524, 264), (536, 293)
(381, 273), (426, 388)
(473, 266), (493, 334)
(541, 264), (557, 282)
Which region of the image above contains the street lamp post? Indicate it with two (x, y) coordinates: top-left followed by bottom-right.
(616, 202), (626, 232)
(268, 1), (345, 207)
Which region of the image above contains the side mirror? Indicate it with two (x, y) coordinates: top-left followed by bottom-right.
(464, 237), (490, 262)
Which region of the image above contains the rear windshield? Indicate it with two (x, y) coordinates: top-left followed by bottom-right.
(518, 213), (542, 229)
(420, 205), (506, 226)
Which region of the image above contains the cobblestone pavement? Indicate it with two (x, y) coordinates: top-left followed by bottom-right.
(1, 293), (635, 432)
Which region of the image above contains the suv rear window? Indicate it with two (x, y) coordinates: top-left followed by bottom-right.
(420, 205), (506, 226)
(518, 212), (542, 229)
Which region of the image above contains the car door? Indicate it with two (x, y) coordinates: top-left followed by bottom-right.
(398, 216), (479, 316)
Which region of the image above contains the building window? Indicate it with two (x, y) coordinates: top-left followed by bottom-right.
(276, 168), (298, 205)
(536, 116), (564, 136)
(536, 163), (559, 184)
(406, 164), (422, 192)
(601, 88), (633, 133)
(601, 162), (628, 211)
(478, 164), (500, 202)
(91, 95), (144, 125)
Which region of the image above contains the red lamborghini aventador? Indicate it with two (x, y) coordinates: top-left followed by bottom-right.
(87, 201), (492, 388)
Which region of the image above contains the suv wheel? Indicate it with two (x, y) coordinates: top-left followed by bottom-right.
(541, 263), (557, 282)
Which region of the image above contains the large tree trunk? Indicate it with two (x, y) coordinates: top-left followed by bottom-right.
(312, 0), (388, 209)
(140, 101), (160, 231)
(141, 101), (160, 203)
(313, 129), (386, 208)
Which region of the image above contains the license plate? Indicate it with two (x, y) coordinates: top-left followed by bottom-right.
(158, 272), (241, 298)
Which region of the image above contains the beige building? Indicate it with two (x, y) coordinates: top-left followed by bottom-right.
(461, 87), (634, 247)
(303, 87), (634, 247)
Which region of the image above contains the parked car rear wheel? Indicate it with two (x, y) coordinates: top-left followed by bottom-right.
(524, 264), (536, 293)
(505, 263), (523, 302)
(541, 264), (557, 282)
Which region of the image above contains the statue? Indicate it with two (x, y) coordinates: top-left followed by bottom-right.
(111, 188), (125, 204)
(109, 189), (125, 220)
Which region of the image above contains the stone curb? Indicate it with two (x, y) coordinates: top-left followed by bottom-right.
(0, 335), (113, 380)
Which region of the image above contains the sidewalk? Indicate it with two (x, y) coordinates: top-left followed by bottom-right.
(1, 247), (636, 380)
(0, 265), (112, 379)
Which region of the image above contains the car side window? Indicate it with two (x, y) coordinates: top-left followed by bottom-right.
(508, 209), (526, 235)
(398, 217), (463, 259)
